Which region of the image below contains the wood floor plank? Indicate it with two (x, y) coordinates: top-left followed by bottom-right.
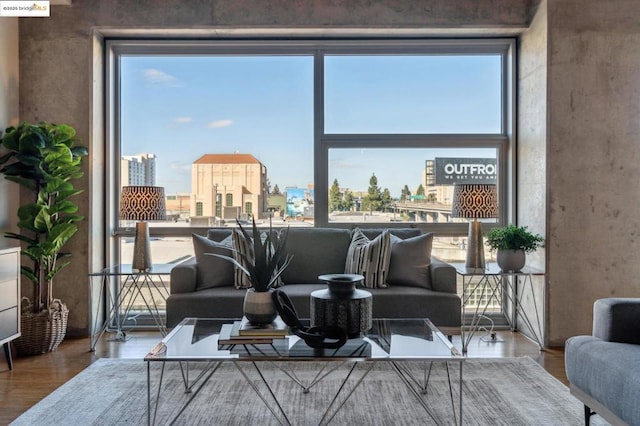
(0, 330), (567, 424)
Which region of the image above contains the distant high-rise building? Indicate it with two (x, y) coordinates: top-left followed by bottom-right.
(121, 153), (157, 186)
(191, 153), (267, 220)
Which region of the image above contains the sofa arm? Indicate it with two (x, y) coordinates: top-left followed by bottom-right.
(593, 298), (640, 344)
(430, 257), (456, 294)
(170, 257), (198, 294)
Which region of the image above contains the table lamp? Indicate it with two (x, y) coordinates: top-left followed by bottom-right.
(119, 186), (167, 271)
(451, 183), (498, 272)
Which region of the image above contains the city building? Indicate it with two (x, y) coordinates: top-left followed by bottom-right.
(191, 153), (267, 221)
(121, 153), (157, 186)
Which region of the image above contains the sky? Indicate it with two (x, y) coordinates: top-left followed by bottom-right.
(120, 54), (501, 197)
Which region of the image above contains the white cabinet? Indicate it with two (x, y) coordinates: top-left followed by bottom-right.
(0, 244), (20, 369)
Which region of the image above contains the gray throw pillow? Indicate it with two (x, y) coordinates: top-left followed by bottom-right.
(387, 233), (433, 289)
(192, 233), (234, 290)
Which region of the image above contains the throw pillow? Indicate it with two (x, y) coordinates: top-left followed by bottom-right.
(192, 233), (234, 290)
(344, 228), (391, 288)
(387, 232), (434, 289)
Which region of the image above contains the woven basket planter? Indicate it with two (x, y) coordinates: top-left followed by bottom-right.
(14, 298), (69, 356)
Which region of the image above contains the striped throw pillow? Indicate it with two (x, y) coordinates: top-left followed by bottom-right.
(344, 228), (392, 288)
(231, 229), (254, 289)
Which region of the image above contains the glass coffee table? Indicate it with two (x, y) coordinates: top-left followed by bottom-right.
(145, 318), (463, 425)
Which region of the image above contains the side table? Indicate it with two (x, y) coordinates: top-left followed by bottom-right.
(89, 264), (173, 351)
(452, 263), (545, 353)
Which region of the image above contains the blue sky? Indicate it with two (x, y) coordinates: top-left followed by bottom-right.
(120, 54), (500, 197)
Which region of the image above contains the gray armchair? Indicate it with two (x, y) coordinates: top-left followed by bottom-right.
(565, 298), (640, 426)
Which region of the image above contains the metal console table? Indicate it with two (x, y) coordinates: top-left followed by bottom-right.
(89, 264), (173, 351)
(452, 263), (545, 353)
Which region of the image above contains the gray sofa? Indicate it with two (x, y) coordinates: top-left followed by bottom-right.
(565, 298), (640, 426)
(167, 227), (461, 334)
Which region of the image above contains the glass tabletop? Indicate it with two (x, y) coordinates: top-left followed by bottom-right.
(89, 264), (175, 276)
(450, 262), (544, 276)
(145, 318), (461, 362)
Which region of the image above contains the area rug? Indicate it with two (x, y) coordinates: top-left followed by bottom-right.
(12, 357), (606, 426)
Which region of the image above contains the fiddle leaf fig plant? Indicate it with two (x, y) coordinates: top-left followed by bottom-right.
(0, 122), (88, 314)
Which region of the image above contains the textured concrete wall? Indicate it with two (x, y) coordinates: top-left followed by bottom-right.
(517, 1), (547, 344)
(546, 0), (640, 345)
(0, 18), (19, 235)
(17, 0), (535, 335)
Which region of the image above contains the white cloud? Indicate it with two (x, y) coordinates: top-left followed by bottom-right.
(169, 162), (191, 173)
(173, 117), (193, 124)
(142, 68), (181, 86)
(208, 119), (233, 128)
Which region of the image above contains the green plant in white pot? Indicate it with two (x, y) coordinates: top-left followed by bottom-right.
(0, 122), (88, 354)
(485, 224), (544, 272)
(209, 218), (292, 324)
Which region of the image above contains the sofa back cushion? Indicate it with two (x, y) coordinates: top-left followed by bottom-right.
(360, 228), (422, 240)
(193, 233), (234, 290)
(387, 232), (434, 289)
(281, 228), (352, 284)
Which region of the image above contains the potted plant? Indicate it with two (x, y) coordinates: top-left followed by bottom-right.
(485, 224), (544, 272)
(0, 122), (88, 354)
(210, 218), (292, 324)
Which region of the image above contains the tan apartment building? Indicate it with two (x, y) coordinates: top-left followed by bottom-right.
(191, 154), (267, 221)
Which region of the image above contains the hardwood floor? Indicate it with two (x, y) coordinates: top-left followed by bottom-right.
(0, 329), (567, 425)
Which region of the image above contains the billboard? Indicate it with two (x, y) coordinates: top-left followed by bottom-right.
(434, 158), (497, 185)
(285, 188), (314, 218)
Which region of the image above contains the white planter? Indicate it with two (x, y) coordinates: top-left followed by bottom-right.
(243, 288), (277, 324)
(497, 249), (526, 272)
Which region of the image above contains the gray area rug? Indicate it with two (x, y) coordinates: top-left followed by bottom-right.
(12, 357), (607, 426)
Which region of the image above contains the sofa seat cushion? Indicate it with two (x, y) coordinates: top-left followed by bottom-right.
(565, 335), (640, 425)
(276, 284), (328, 318)
(166, 286), (246, 327)
(281, 228), (352, 284)
(365, 286), (461, 326)
(278, 284), (461, 328)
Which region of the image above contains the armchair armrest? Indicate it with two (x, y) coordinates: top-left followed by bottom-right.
(170, 257), (198, 294)
(593, 298), (640, 344)
(430, 257), (457, 293)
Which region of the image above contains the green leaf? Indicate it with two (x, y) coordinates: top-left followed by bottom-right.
(0, 151), (16, 166)
(46, 260), (71, 281)
(3, 175), (37, 191)
(50, 200), (78, 215)
(20, 266), (38, 286)
(3, 232), (36, 245)
(33, 207), (52, 233)
(0, 126), (19, 150)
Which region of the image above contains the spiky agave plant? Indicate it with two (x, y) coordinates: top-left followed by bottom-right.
(211, 218), (293, 292)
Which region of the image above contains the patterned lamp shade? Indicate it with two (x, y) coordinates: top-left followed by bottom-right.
(451, 184), (498, 219)
(119, 186), (167, 221)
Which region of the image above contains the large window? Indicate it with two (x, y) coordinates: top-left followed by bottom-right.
(108, 39), (514, 266)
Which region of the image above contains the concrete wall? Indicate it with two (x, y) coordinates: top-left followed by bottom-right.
(517, 1), (547, 344)
(0, 18), (19, 235)
(546, 0), (640, 345)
